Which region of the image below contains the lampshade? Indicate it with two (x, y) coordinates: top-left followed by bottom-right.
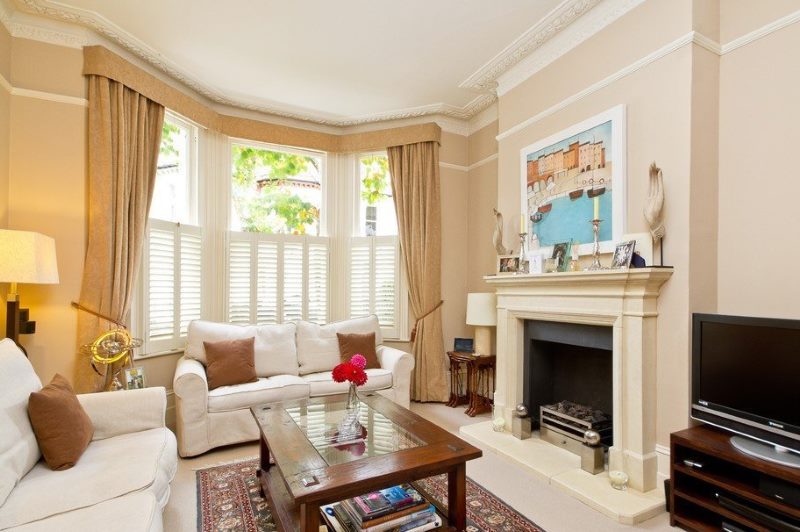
(466, 292), (497, 327)
(0, 230), (60, 284)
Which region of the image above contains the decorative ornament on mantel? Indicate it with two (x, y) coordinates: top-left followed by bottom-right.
(644, 162), (666, 265)
(492, 208), (511, 255)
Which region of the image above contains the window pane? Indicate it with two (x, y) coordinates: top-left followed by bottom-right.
(359, 155), (397, 236)
(231, 144), (322, 235)
(152, 119), (192, 223)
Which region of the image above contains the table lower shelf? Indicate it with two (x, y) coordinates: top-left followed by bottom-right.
(257, 465), (455, 532)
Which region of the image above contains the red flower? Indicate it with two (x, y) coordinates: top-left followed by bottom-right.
(332, 361), (368, 386)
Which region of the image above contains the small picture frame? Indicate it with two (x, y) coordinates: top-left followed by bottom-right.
(497, 255), (521, 275)
(611, 240), (637, 269)
(125, 366), (146, 390)
(454, 338), (474, 353)
(551, 241), (572, 272)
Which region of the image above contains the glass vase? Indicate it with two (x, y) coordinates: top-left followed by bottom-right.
(338, 382), (361, 441)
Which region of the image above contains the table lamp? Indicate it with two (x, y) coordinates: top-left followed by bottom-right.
(0, 230), (59, 355)
(466, 292), (496, 356)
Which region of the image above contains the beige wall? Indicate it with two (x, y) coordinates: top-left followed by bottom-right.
(717, 3), (800, 318)
(466, 121), (498, 294)
(0, 23), (10, 229)
(496, 0), (706, 450)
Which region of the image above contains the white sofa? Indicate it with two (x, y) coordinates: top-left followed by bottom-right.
(0, 339), (177, 532)
(173, 315), (414, 457)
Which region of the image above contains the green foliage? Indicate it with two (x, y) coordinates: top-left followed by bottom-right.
(160, 121), (182, 158)
(231, 145), (320, 234)
(360, 155), (390, 205)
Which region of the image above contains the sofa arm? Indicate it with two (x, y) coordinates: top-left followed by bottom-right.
(77, 387), (166, 440)
(376, 345), (415, 409)
(173, 356), (208, 419)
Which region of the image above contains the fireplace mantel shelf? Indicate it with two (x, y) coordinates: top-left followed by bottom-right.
(484, 266), (673, 287)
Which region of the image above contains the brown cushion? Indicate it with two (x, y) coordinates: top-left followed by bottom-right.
(204, 337), (258, 390)
(28, 374), (94, 471)
(337, 332), (380, 369)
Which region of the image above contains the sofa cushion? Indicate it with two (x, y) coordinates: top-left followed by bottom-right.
(204, 337), (258, 390)
(0, 339), (42, 507)
(27, 374), (94, 470)
(337, 332), (380, 369)
(207, 375), (309, 413)
(186, 320), (298, 377)
(296, 315), (383, 375)
(0, 427), (177, 530)
(303, 368), (393, 396)
(7, 491), (161, 532)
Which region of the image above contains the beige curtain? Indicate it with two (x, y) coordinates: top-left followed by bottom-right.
(74, 75), (165, 392)
(388, 142), (448, 403)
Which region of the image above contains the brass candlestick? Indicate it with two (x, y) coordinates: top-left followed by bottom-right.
(587, 219), (603, 270)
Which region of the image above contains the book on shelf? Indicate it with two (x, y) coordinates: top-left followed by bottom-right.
(320, 484), (440, 532)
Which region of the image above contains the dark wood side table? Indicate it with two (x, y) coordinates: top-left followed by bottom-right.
(446, 351), (474, 408)
(465, 355), (495, 417)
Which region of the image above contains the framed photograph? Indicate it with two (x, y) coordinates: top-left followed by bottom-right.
(520, 105), (626, 258)
(454, 338), (474, 353)
(497, 255), (520, 275)
(610, 240), (637, 269)
(551, 241), (572, 272)
(125, 366), (146, 390)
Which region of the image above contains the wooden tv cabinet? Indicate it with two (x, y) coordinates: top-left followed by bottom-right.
(670, 425), (800, 531)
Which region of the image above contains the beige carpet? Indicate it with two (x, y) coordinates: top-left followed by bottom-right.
(162, 403), (673, 532)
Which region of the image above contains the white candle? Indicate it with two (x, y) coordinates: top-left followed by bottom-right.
(520, 213), (527, 234)
(593, 196), (600, 220)
(609, 470), (629, 490)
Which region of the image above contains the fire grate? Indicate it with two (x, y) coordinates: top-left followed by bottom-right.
(540, 400), (612, 454)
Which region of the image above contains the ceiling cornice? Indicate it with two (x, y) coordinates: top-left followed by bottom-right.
(5, 0), (622, 130)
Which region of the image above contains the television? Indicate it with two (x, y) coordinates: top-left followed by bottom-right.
(692, 313), (800, 467)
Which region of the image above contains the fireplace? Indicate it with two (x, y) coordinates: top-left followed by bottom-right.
(476, 268), (673, 498)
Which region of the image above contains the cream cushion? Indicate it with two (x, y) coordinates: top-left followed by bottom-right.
(302, 368), (393, 396)
(186, 320), (299, 377)
(0, 339), (42, 507)
(207, 375), (309, 413)
(295, 315), (383, 375)
(7, 491), (162, 532)
(0, 428), (177, 529)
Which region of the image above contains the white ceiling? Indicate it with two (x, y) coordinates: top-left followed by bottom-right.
(5, 0), (608, 126)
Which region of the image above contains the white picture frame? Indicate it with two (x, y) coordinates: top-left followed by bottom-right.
(520, 105), (626, 258)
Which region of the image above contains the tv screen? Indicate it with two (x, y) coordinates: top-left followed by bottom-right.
(692, 313), (800, 449)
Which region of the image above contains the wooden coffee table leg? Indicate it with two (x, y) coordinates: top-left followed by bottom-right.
(300, 502), (320, 532)
(448, 463), (467, 531)
(258, 436), (270, 496)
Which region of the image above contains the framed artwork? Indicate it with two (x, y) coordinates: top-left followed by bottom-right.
(551, 241), (572, 272)
(520, 105), (626, 257)
(125, 366), (146, 390)
(610, 240), (636, 269)
(497, 255), (522, 275)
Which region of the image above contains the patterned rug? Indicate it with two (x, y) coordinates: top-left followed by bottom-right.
(196, 458), (545, 531)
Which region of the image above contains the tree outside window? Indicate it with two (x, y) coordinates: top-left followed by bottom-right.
(359, 154), (396, 236)
(231, 144), (322, 235)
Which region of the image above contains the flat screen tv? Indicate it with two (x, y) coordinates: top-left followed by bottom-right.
(692, 313), (800, 467)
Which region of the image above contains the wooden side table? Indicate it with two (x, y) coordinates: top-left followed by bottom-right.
(465, 355), (496, 417)
(446, 351), (474, 408)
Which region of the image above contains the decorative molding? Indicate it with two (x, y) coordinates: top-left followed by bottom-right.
(468, 153), (498, 172)
(467, 102), (498, 136)
(496, 0), (645, 96)
(655, 444), (670, 456)
(439, 161), (469, 172)
(721, 9), (800, 55)
(496, 31), (699, 141)
(0, 72), (11, 94)
(12, 86), (87, 106)
(460, 0), (603, 93)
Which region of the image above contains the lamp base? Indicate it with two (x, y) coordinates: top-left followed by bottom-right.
(474, 326), (494, 357)
(6, 298), (35, 357)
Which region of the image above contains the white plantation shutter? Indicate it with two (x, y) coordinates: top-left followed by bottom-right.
(348, 236), (400, 338)
(227, 233), (329, 325)
(307, 239), (328, 324)
(143, 220), (203, 354)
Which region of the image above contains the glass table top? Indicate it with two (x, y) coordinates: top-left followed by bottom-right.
(283, 400), (425, 466)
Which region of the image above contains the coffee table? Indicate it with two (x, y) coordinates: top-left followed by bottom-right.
(250, 392), (482, 531)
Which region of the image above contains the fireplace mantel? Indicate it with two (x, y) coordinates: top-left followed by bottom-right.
(481, 266), (673, 495)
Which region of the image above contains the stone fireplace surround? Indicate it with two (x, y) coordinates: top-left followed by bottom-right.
(461, 268), (673, 522)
